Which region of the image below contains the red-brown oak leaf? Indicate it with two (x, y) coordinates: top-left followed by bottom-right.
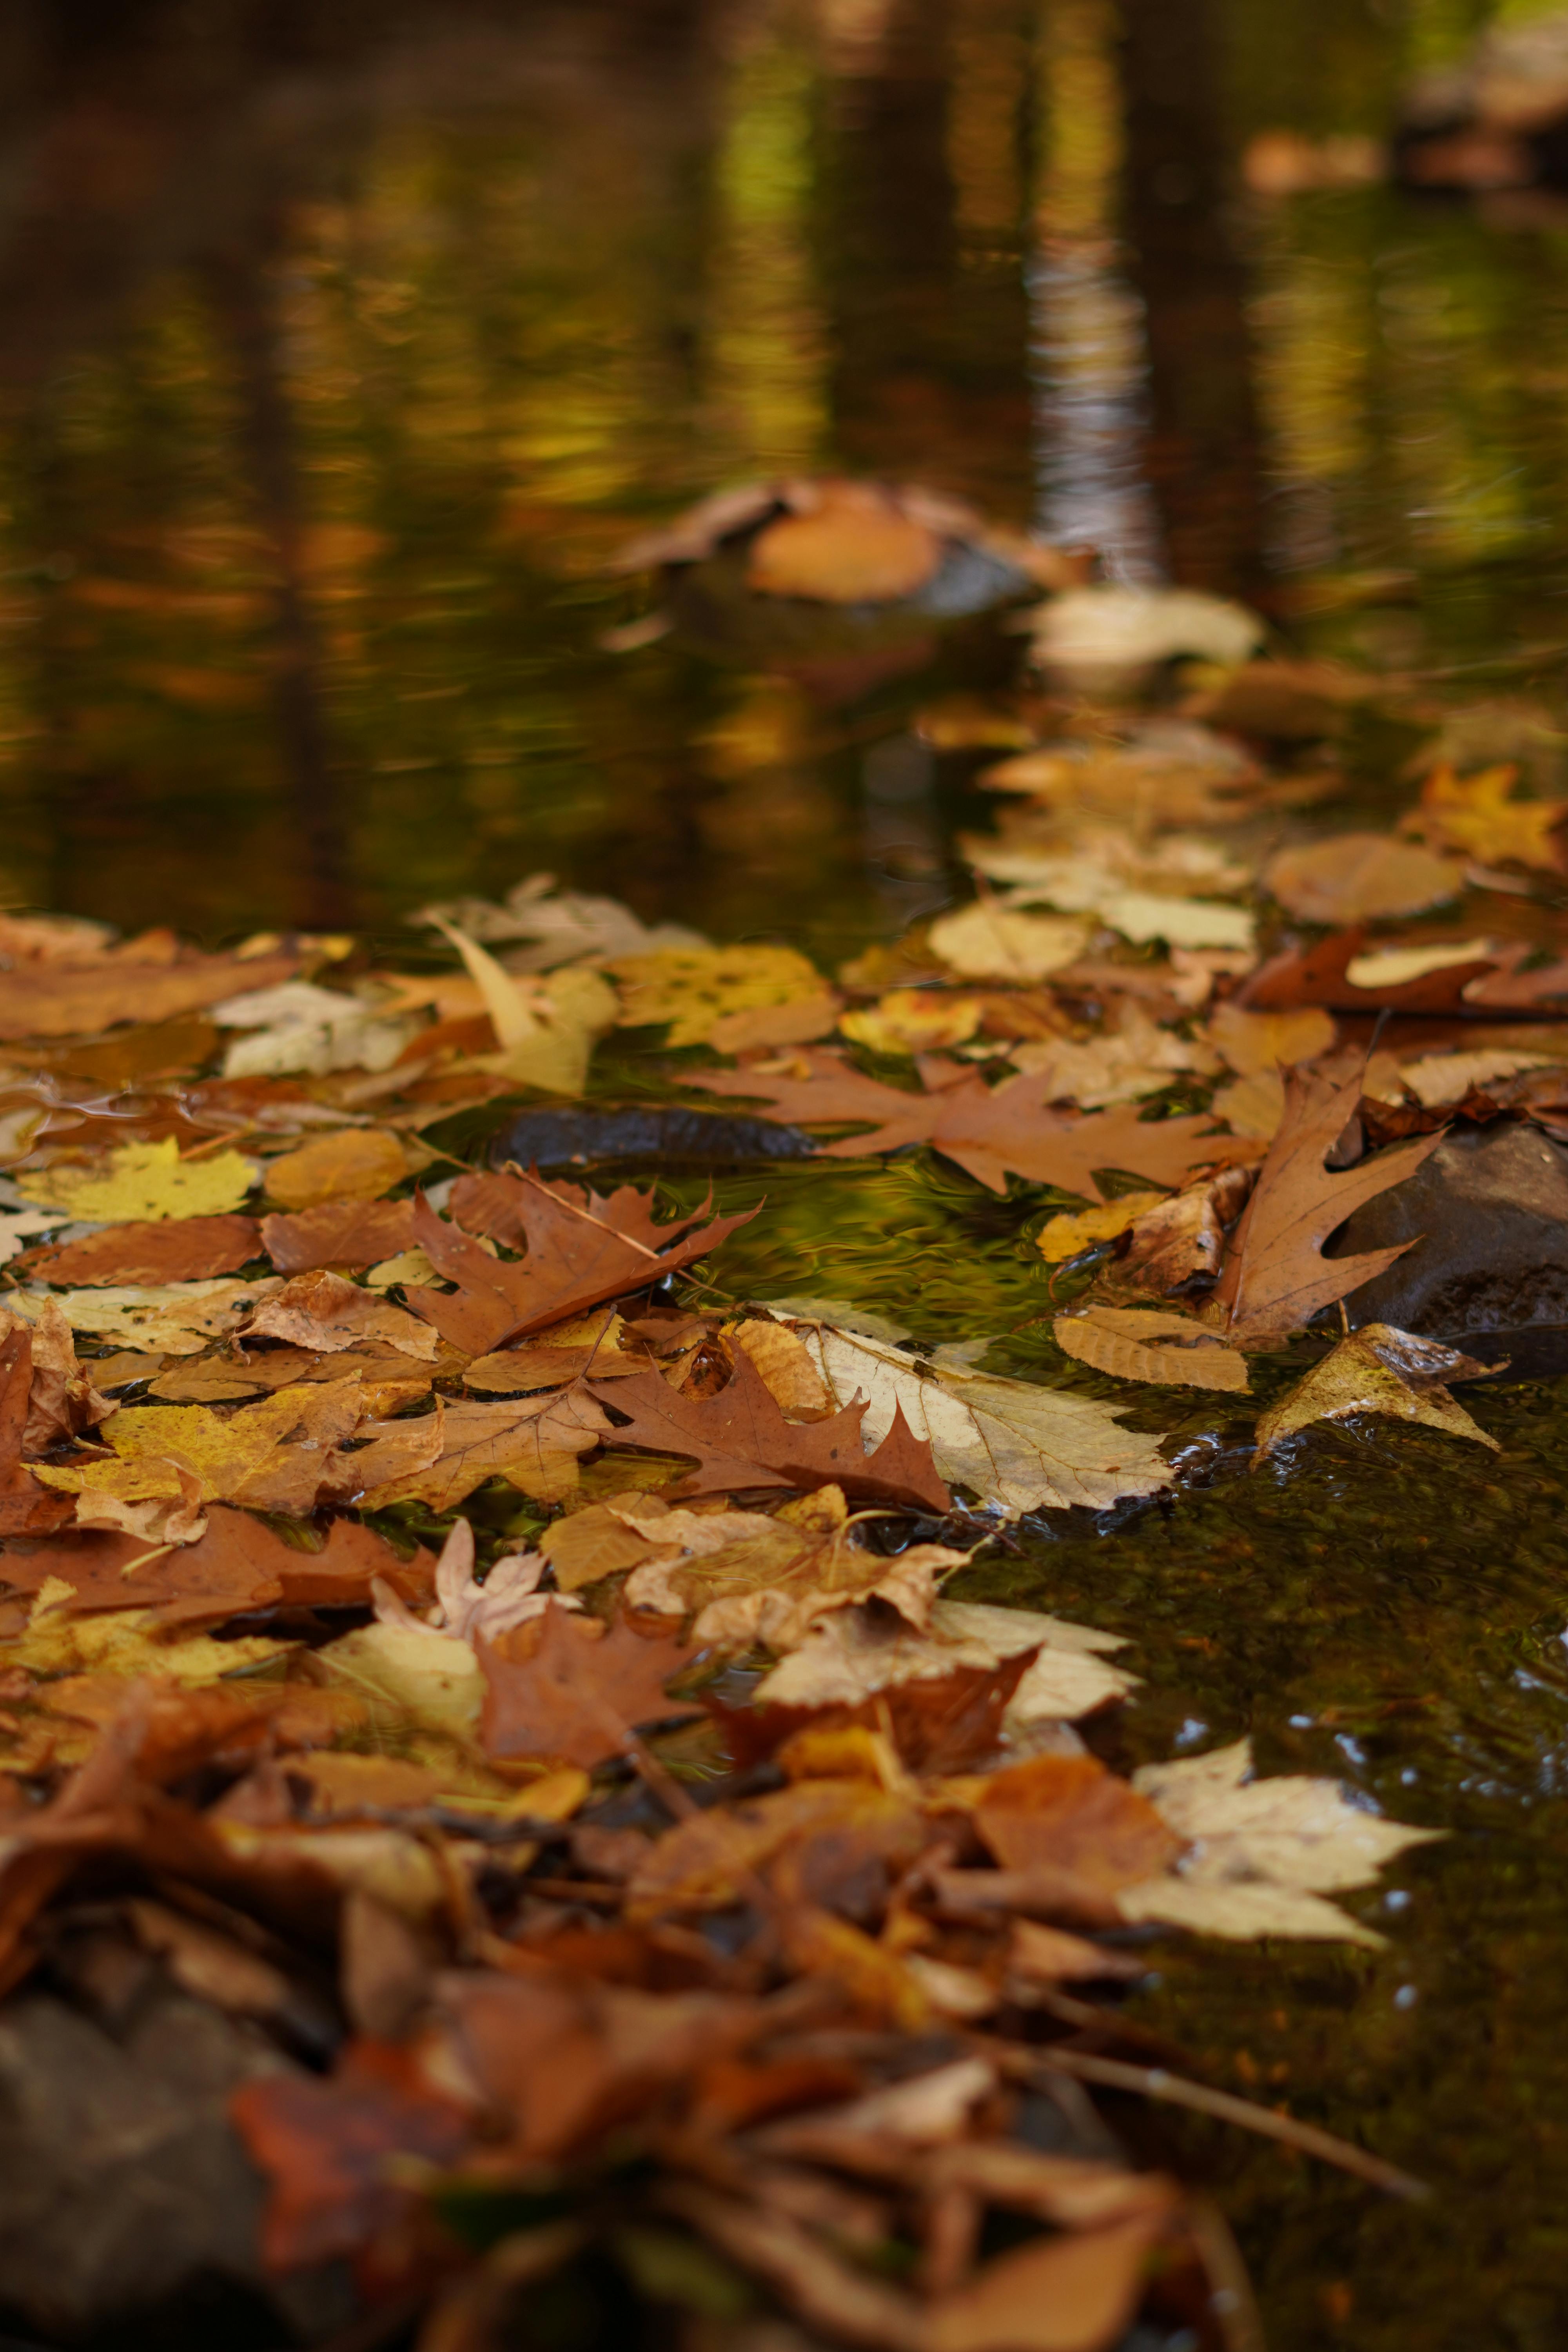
(690, 1048), (1253, 1199)
(481, 1601), (702, 1768)
(590, 1343), (951, 1510)
(402, 1172), (758, 1356)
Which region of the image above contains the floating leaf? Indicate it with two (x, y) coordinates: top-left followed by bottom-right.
(1263, 833), (1463, 924)
(1053, 1306), (1250, 1391)
(1253, 1322), (1497, 1459)
(17, 1137), (255, 1223)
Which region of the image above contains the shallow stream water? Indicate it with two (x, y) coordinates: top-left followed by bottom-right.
(5, 2), (1568, 2343)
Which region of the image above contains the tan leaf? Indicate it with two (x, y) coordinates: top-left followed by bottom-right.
(729, 1317), (832, 1415)
(755, 1597), (1134, 1721)
(974, 1754), (1186, 1891)
(1210, 1068), (1285, 1142)
(0, 947), (298, 1040)
(18, 1297), (115, 1453)
(353, 1389), (611, 1510)
(1053, 1305), (1249, 1391)
(1252, 1322), (1497, 1459)
(263, 1128), (408, 1210)
(1205, 1002), (1337, 1076)
(5, 1279), (279, 1355)
(928, 2214), (1167, 2352)
(928, 904), (1092, 981)
(1115, 1167), (1254, 1295)
(1263, 833), (1462, 924)
(242, 1270), (438, 1361)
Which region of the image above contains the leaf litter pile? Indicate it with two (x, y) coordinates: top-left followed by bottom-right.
(11, 507), (1568, 2348)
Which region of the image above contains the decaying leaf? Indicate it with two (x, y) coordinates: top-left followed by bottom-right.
(1121, 1738), (1441, 1944)
(611, 944), (827, 1046)
(0, 946), (299, 1040)
(1008, 1004), (1217, 1109)
(1263, 833), (1463, 924)
(1253, 1323), (1498, 1459)
(352, 1388), (611, 1509)
(17, 1137), (256, 1223)
(481, 1601), (701, 1768)
(1112, 1165), (1255, 1297)
(1053, 1306), (1249, 1391)
(16, 1298), (114, 1453)
(1214, 1058), (1444, 1347)
(797, 1322), (1173, 1516)
(33, 1377), (371, 1519)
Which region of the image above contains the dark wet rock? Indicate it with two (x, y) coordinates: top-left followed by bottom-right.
(488, 1102), (816, 1171)
(1334, 1120), (1568, 1375)
(0, 1972), (352, 2342)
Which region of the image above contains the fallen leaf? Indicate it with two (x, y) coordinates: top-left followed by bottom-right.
(0, 948), (298, 1040)
(839, 989), (984, 1056)
(729, 1317), (833, 1415)
(1345, 938), (1501, 990)
(16, 1214), (261, 1288)
(1007, 1918), (1149, 1985)
(213, 980), (410, 1078)
(1121, 1738), (1440, 1945)
(975, 1754), (1185, 1891)
(755, 1598), (1134, 1723)
(1053, 1306), (1250, 1391)
(1206, 1003), (1337, 1077)
(353, 1389), (610, 1509)
(263, 1129), (408, 1210)
(1182, 652), (1378, 735)
(1008, 1004), (1217, 1109)
(18, 1297), (115, 1452)
(1253, 1322), (1497, 1459)
(403, 1174), (758, 1356)
(481, 1601), (701, 1768)
(261, 1198), (418, 1274)
(316, 1621), (485, 1742)
(978, 727), (1261, 828)
(929, 905), (1092, 982)
(1415, 760), (1568, 871)
(592, 1343), (950, 1510)
(746, 481), (942, 601)
(1397, 1045), (1556, 1107)
(1114, 1167), (1255, 1294)
(798, 1322), (1172, 1515)
(4, 1279), (276, 1355)
(4, 1578), (289, 1683)
(624, 1773), (926, 1923)
(1263, 833), (1463, 924)
(1037, 1194), (1166, 1262)
(611, 944), (827, 1047)
(1214, 1058), (1445, 1347)
(17, 1136), (256, 1223)
(928, 2213), (1168, 2352)
(0, 1328), (72, 1534)
(242, 1270), (439, 1361)
(34, 1377), (368, 1517)
(1210, 1069), (1285, 1142)
(1241, 929), (1499, 1014)
(707, 995), (842, 1053)
(693, 1049), (1253, 1198)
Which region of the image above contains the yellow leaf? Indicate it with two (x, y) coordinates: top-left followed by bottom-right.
(263, 1128), (407, 1210)
(1037, 1193), (1165, 1262)
(19, 1136), (254, 1223)
(1419, 760), (1568, 871)
(34, 1377), (367, 1512)
(314, 1621), (485, 1741)
(610, 944), (826, 1048)
(4, 1581), (288, 1682)
(838, 988), (982, 1056)
(1053, 1305), (1250, 1391)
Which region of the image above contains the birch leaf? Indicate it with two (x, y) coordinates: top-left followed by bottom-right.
(796, 1321), (1173, 1516)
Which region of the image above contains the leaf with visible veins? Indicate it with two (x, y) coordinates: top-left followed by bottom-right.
(261, 1199), (418, 1274)
(19, 1214), (262, 1287)
(1215, 1057), (1445, 1347)
(480, 1600), (701, 1767)
(591, 1345), (950, 1510)
(401, 1172), (759, 1355)
(689, 1048), (1253, 1199)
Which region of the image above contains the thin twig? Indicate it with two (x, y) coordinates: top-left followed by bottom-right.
(998, 2045), (1428, 2200)
(513, 1164), (662, 1261)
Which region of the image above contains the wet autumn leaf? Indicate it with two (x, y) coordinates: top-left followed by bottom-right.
(746, 481), (943, 601)
(973, 1754), (1185, 1892)
(0, 1328), (72, 1536)
(624, 1773), (927, 1922)
(1241, 926), (1501, 1014)
(16, 1298), (114, 1452)
(262, 1127), (409, 1210)
(610, 943), (827, 1046)
(352, 1387), (610, 1509)
(260, 1197), (418, 1273)
(18, 1213), (262, 1287)
(0, 947), (299, 1040)
(480, 1600), (701, 1768)
(799, 1323), (1172, 1515)
(693, 1048), (1252, 1198)
(1415, 760), (1568, 871)
(1036, 1193), (1166, 1262)
(1214, 1058), (1445, 1347)
(1253, 1322), (1497, 1459)
(1264, 832), (1464, 923)
(403, 1174), (759, 1355)
(755, 1598), (1134, 1723)
(242, 1269), (438, 1360)
(34, 1376), (369, 1519)
(592, 1343), (950, 1510)
(4, 1278), (276, 1356)
(928, 905), (1092, 981)
(1053, 1305), (1250, 1391)
(17, 1136), (256, 1223)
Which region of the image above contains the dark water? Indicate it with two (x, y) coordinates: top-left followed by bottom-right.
(8, 1), (1568, 2344)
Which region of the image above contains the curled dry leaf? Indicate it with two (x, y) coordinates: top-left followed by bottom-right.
(18, 1137), (256, 1224)
(1113, 1165), (1255, 1295)
(1253, 1322), (1498, 1460)
(242, 1269), (439, 1361)
(1263, 832), (1464, 924)
(1008, 1004), (1217, 1110)
(1053, 1306), (1249, 1391)
(1214, 1056), (1444, 1347)
(797, 1321), (1173, 1516)
(1121, 1737), (1441, 1945)
(16, 1298), (114, 1454)
(755, 1598), (1135, 1724)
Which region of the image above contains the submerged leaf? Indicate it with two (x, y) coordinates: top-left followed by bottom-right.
(1253, 1323), (1498, 1459)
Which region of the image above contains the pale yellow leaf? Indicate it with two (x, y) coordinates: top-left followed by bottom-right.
(928, 904), (1091, 981)
(1252, 1322), (1497, 1459)
(18, 1136), (255, 1223)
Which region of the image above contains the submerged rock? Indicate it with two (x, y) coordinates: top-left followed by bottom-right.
(488, 1101), (816, 1171)
(1334, 1120), (1568, 1374)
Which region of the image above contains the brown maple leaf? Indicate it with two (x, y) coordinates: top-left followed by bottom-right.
(690, 1049), (1252, 1198)
(401, 1173), (759, 1356)
(590, 1345), (951, 1510)
(0, 948), (299, 1040)
(349, 1388), (611, 1510)
(480, 1600), (701, 1768)
(18, 1214), (262, 1287)
(260, 1198), (418, 1274)
(1215, 1056), (1446, 1347)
